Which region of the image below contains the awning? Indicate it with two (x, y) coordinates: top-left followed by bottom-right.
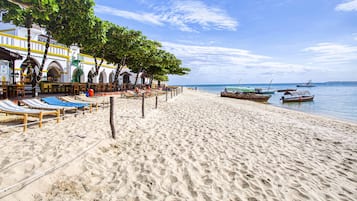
(0, 47), (23, 61)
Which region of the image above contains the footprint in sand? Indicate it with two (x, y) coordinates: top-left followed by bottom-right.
(260, 178), (272, 188)
(24, 163), (35, 173)
(204, 178), (213, 185)
(241, 180), (250, 189)
(247, 197), (258, 201)
(170, 175), (178, 183)
(291, 187), (310, 200)
(0, 157), (10, 167)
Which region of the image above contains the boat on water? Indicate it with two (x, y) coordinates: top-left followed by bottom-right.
(255, 88), (275, 94)
(281, 90), (314, 103)
(255, 79), (275, 94)
(277, 89), (297, 93)
(221, 87), (271, 102)
(296, 80), (315, 87)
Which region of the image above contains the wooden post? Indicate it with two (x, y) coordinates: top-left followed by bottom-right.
(56, 109), (60, 123)
(171, 90), (173, 98)
(110, 97), (115, 139)
(142, 93), (145, 118)
(166, 90), (168, 102)
(155, 93), (158, 109)
(39, 112), (43, 128)
(62, 109), (65, 120)
(23, 113), (28, 132)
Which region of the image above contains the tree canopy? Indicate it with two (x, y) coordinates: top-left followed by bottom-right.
(1, 0), (190, 85)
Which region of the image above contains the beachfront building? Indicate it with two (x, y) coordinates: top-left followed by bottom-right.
(0, 20), (160, 89)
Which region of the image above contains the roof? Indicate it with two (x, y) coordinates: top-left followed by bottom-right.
(284, 90), (311, 96)
(0, 47), (23, 61)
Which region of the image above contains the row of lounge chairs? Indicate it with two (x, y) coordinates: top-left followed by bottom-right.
(0, 96), (103, 132)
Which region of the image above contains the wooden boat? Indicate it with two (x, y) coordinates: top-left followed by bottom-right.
(221, 87), (271, 102)
(255, 88), (275, 94)
(255, 80), (275, 94)
(281, 90), (314, 103)
(277, 89), (297, 92)
(296, 80), (315, 87)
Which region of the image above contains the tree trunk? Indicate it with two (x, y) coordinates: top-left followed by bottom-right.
(37, 35), (50, 82)
(149, 74), (154, 87)
(25, 13), (32, 60)
(93, 57), (104, 76)
(27, 26), (31, 59)
(133, 67), (143, 88)
(113, 57), (126, 84)
(31, 67), (37, 97)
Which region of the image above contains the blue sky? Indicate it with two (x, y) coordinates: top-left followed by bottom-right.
(94, 0), (357, 84)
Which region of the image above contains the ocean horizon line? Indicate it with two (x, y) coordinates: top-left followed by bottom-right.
(177, 80), (357, 86)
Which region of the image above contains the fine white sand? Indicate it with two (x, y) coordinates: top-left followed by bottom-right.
(0, 89), (356, 201)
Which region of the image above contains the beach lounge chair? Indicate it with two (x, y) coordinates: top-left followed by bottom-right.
(0, 99), (60, 131)
(59, 96), (98, 112)
(75, 95), (109, 106)
(21, 98), (78, 115)
(42, 96), (89, 110)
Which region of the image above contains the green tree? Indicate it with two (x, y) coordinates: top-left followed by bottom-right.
(1, 0), (59, 96)
(104, 25), (145, 85)
(126, 39), (162, 87)
(80, 18), (110, 81)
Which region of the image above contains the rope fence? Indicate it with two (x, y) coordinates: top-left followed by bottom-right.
(0, 86), (184, 198)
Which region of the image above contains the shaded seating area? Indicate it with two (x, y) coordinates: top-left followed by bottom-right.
(39, 82), (119, 96)
(0, 99), (60, 131)
(0, 47), (23, 99)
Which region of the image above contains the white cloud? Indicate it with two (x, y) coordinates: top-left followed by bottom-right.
(159, 0), (238, 32)
(162, 42), (312, 81)
(335, 0), (357, 11)
(95, 1), (238, 32)
(304, 43), (357, 64)
(95, 5), (163, 25)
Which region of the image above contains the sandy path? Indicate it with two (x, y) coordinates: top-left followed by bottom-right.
(0, 90), (356, 201)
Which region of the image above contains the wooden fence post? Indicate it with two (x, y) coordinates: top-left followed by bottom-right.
(110, 97), (115, 139)
(142, 93), (145, 118)
(155, 93), (158, 109)
(166, 90), (168, 101)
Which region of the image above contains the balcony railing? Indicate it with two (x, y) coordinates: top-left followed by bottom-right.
(0, 32), (69, 59)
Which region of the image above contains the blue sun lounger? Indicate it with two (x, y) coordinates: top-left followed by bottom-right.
(42, 97), (89, 109)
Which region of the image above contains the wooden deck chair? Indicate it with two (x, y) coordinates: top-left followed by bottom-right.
(59, 96), (97, 112)
(75, 95), (109, 107)
(0, 99), (60, 131)
(21, 98), (78, 116)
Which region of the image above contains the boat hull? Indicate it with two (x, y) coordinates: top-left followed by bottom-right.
(296, 85), (315, 87)
(221, 92), (271, 102)
(282, 96), (314, 103)
(277, 89), (297, 92)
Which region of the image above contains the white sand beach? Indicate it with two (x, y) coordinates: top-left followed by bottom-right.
(0, 89), (356, 201)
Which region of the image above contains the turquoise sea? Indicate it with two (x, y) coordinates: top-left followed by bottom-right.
(184, 82), (357, 123)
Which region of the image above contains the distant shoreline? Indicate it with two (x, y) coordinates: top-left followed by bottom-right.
(181, 84), (357, 123)
(178, 81), (357, 86)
